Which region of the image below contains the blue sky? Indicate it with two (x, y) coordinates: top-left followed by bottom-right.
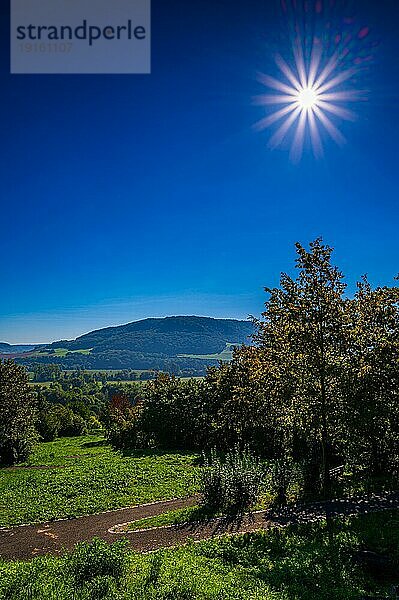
(1, 0), (398, 343)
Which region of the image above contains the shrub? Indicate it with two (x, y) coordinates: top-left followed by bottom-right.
(67, 538), (128, 588)
(269, 458), (306, 506)
(201, 447), (264, 515)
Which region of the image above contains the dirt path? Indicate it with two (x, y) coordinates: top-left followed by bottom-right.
(1, 492), (398, 561)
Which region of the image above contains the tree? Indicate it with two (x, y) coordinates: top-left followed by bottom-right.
(342, 277), (399, 474)
(252, 238), (347, 495)
(0, 360), (38, 465)
(32, 363), (62, 382)
(140, 374), (205, 449)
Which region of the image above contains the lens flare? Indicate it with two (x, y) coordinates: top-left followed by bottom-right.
(254, 1), (376, 161)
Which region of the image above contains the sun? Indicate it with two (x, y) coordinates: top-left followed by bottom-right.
(253, 2), (370, 161)
(254, 50), (360, 161)
(297, 87), (319, 110)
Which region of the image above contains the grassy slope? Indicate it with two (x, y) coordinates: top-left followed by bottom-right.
(0, 436), (200, 527)
(178, 342), (236, 361)
(0, 511), (397, 599)
(26, 348), (92, 358)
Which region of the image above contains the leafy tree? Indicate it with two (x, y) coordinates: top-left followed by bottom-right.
(342, 277), (399, 474)
(32, 363), (62, 382)
(205, 349), (277, 455)
(0, 360), (38, 465)
(252, 238), (348, 494)
(140, 373), (205, 449)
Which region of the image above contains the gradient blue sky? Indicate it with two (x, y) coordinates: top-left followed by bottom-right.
(1, 0), (398, 343)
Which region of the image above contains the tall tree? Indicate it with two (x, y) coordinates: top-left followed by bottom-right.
(252, 238), (347, 494)
(343, 277), (399, 474)
(0, 359), (38, 465)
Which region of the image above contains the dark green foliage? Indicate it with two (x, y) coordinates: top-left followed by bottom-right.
(31, 363), (62, 382)
(103, 394), (140, 451)
(105, 374), (209, 451)
(0, 360), (38, 465)
(201, 448), (265, 514)
(139, 374), (207, 449)
(37, 404), (88, 441)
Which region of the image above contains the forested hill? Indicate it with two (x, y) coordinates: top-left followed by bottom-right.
(47, 316), (254, 356)
(0, 343), (41, 354)
(12, 316), (254, 373)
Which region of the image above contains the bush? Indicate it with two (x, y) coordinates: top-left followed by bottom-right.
(201, 447), (264, 515)
(67, 538), (128, 588)
(269, 458), (305, 507)
(37, 405), (88, 441)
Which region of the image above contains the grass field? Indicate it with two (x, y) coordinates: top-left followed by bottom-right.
(0, 436), (200, 527)
(178, 342), (237, 361)
(27, 348), (92, 358)
(0, 511), (397, 599)
(28, 373), (203, 386)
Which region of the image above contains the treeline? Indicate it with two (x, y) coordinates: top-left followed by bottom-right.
(30, 365), (156, 383)
(0, 363), (143, 463)
(35, 376), (144, 442)
(105, 239), (399, 495)
(19, 352), (213, 375)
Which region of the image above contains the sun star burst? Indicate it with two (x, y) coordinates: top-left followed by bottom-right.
(255, 44), (361, 161)
(253, 0), (377, 164)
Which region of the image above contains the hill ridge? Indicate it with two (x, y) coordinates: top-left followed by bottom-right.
(14, 316), (254, 375)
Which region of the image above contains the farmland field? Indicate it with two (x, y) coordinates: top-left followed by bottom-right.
(27, 348), (92, 358)
(178, 342), (237, 361)
(0, 435), (200, 527)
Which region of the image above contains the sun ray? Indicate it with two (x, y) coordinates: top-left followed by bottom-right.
(308, 108), (324, 158)
(290, 109), (308, 162)
(312, 105), (346, 145)
(275, 55), (302, 91)
(318, 91), (361, 102)
(316, 100), (356, 121)
(257, 73), (299, 96)
(307, 43), (323, 89)
(269, 106), (302, 148)
(315, 68), (356, 95)
(252, 94), (298, 106)
(312, 53), (339, 90)
(292, 41), (308, 89)
(253, 103), (299, 131)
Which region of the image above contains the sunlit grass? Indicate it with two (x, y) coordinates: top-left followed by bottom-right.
(0, 436), (200, 526)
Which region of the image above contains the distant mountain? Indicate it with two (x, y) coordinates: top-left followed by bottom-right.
(48, 316), (254, 355)
(16, 316), (254, 374)
(0, 343), (42, 354)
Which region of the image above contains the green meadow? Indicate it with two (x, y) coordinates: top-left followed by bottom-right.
(0, 436), (200, 527)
